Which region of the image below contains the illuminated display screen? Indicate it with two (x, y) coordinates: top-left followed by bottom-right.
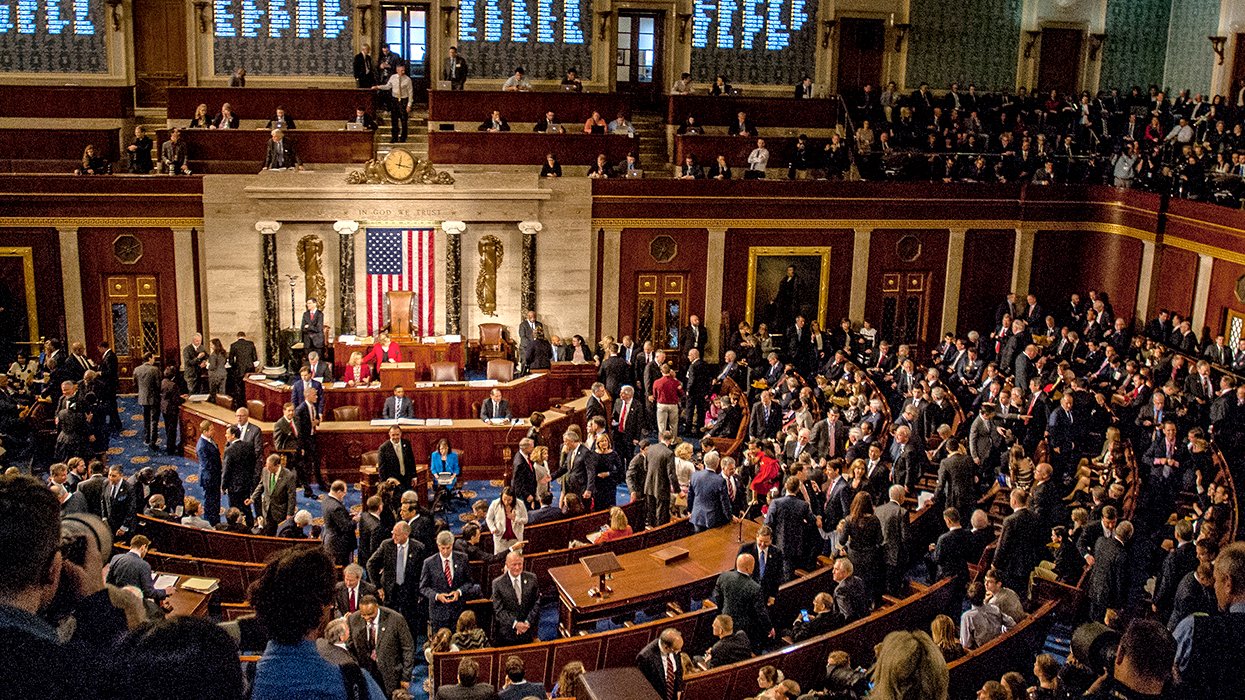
(0, 0), (107, 72)
(456, 0), (592, 79)
(691, 0), (817, 85)
(213, 0), (352, 75)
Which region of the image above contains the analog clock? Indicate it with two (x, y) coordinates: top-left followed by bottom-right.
(383, 148), (417, 183)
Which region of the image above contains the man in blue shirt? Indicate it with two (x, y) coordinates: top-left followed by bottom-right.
(1173, 541), (1245, 697)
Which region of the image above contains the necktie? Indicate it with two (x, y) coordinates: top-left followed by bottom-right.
(350, 587), (357, 612)
(395, 544), (405, 585)
(443, 557), (453, 587)
(758, 548), (766, 577)
(620, 401), (628, 431)
(291, 417), (298, 437)
(513, 575), (522, 605)
(665, 656), (676, 700)
(395, 441), (405, 475)
(369, 622), (377, 657)
(269, 472), (276, 492)
(727, 477), (736, 501)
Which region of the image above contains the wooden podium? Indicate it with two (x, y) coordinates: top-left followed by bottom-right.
(386, 290), (417, 339)
(581, 552), (623, 598)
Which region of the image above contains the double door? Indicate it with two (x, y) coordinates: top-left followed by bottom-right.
(635, 273), (687, 353)
(878, 272), (930, 349)
(616, 11), (663, 107)
(102, 275), (161, 392)
(382, 4), (430, 95)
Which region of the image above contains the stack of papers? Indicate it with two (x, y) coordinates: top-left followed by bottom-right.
(247, 374), (267, 380)
(152, 574), (179, 589)
(181, 577), (220, 594)
(187, 394), (210, 403)
(331, 381), (347, 388)
(468, 380), (498, 387)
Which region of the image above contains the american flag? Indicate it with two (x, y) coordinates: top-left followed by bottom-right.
(365, 228), (435, 336)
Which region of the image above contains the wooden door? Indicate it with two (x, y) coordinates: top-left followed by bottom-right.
(1037, 28), (1083, 95)
(1232, 34), (1245, 96)
(836, 18), (885, 97)
(382, 4), (430, 96)
(103, 275), (160, 392)
(616, 11), (664, 107)
(878, 272), (930, 349)
(132, 0), (187, 107)
(635, 273), (686, 353)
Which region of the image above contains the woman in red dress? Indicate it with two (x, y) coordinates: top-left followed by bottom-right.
(340, 351), (371, 386)
(362, 331), (403, 371)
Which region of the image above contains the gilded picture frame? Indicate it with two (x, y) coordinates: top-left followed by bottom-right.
(745, 246), (830, 331)
(0, 247), (39, 346)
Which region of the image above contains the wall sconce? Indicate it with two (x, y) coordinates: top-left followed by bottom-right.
(1023, 30), (1041, 59)
(356, 3), (371, 35)
(1209, 35), (1227, 65)
(820, 19), (837, 49)
(104, 0), (122, 31)
(597, 10), (612, 40)
(677, 13), (692, 44)
(440, 6), (456, 37)
(891, 23), (910, 52)
(192, 0), (211, 33)
(1088, 33), (1106, 60)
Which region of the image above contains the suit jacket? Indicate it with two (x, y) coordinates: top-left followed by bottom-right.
(551, 443), (591, 497)
(875, 500), (908, 567)
(643, 442), (677, 499)
(598, 356), (633, 398)
(383, 395), (414, 420)
(893, 442), (928, 493)
(810, 418), (848, 458)
(290, 378), (324, 414)
(687, 469), (732, 530)
(683, 360), (713, 401)
(932, 527), (973, 583)
(196, 435), (223, 486)
(249, 467), (297, 526)
(738, 542), (785, 600)
(1154, 541), (1198, 614)
(823, 476), (852, 528)
(419, 550), (479, 626)
(101, 479), (135, 533)
(77, 474), (106, 518)
(366, 537), (426, 605)
(765, 495), (813, 563)
(936, 453), (976, 519)
(273, 416), (297, 452)
(612, 397), (643, 446)
(263, 138), (299, 169)
(585, 395), (607, 423)
(1088, 536), (1130, 610)
(300, 309), (325, 350)
(334, 579), (379, 617)
(680, 324), (708, 354)
(713, 569), (771, 647)
(479, 398), (511, 421)
(749, 401), (784, 441)
(993, 507), (1042, 581)
(322, 494), (357, 564)
(60, 491), (87, 515)
(106, 550), (167, 600)
(833, 575), (870, 622)
(637, 638), (683, 700)
(353, 52), (378, 86)
(358, 512), (385, 571)
(491, 570), (540, 645)
(510, 452), (537, 506)
(221, 439), (257, 493)
(133, 363), (161, 406)
(347, 606), (415, 695)
(378, 439), (417, 485)
(97, 350), (118, 393)
(294, 402), (319, 456)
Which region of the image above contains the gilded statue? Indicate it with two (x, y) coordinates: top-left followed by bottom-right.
(296, 235), (328, 310)
(476, 235), (503, 316)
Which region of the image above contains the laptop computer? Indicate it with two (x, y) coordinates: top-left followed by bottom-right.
(345, 122), (364, 131)
(436, 80), (452, 91)
(625, 169), (644, 178)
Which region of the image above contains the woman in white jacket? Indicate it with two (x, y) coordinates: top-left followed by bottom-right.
(486, 486), (528, 554)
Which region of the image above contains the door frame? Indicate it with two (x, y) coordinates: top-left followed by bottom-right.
(1035, 22), (1087, 95)
(379, 2), (432, 95)
(634, 271), (688, 353)
(102, 274), (161, 392)
(614, 8), (666, 106)
(0, 247), (39, 348)
(831, 11), (892, 96)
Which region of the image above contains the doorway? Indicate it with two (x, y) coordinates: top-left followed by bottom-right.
(878, 272), (930, 349)
(836, 18), (885, 99)
(635, 273), (686, 353)
(382, 4), (430, 94)
(616, 11), (664, 107)
(132, 0), (187, 107)
(1232, 34), (1245, 96)
(103, 275), (161, 392)
(1037, 28), (1083, 95)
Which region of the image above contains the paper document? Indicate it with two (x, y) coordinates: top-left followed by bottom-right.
(152, 574), (179, 590)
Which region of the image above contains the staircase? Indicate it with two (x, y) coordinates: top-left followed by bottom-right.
(375, 107), (430, 160)
(632, 109), (671, 177)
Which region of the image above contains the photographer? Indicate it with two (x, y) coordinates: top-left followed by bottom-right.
(1082, 619), (1173, 700)
(0, 473), (127, 697)
(800, 650), (869, 700)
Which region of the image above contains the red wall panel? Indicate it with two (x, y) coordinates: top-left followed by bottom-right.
(1152, 246), (1198, 319)
(1029, 230), (1142, 323)
(957, 229), (1015, 335)
(1205, 259), (1245, 341)
(616, 228), (708, 347)
(0, 228), (65, 343)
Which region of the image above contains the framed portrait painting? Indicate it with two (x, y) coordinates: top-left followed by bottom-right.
(745, 246), (830, 333)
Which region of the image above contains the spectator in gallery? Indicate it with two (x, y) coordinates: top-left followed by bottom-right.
(583, 110), (607, 134)
(587, 153), (614, 179)
(478, 109), (510, 132)
(679, 155), (704, 180)
(561, 68), (583, 92)
(502, 67), (531, 92)
(533, 111), (565, 134)
(619, 153), (642, 177)
(346, 106), (378, 131)
(745, 139), (769, 179)
(160, 128), (191, 175)
(608, 112), (636, 137)
(189, 103), (210, 128)
(228, 67), (246, 87)
(265, 105), (296, 130)
(671, 72), (694, 95)
(75, 144), (111, 176)
(127, 126), (154, 174)
(676, 115), (704, 135)
(710, 75), (733, 96)
(710, 154), (732, 180)
(212, 102), (239, 129)
(539, 153), (563, 178)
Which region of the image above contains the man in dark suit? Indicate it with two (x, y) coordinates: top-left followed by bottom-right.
(1153, 520), (1198, 620)
(358, 496), (385, 570)
(295, 386), (324, 495)
(322, 480), (357, 566)
(95, 341), (121, 432)
(738, 526), (785, 602)
(636, 629), (684, 700)
(334, 563), (379, 617)
(680, 314), (708, 355)
(133, 353), (161, 447)
(643, 432), (678, 527)
(550, 428), (591, 503)
(722, 457), (747, 516)
(262, 128), (300, 170)
(891, 425), (928, 494)
(378, 425), (418, 489)
(420, 531), (480, 633)
(935, 438), (976, 520)
(585, 383), (608, 424)
(713, 554), (771, 651)
(479, 388), (511, 421)
(290, 366), (324, 415)
(517, 310), (543, 371)
(598, 346), (633, 399)
(1088, 520), (1133, 621)
(930, 507), (973, 614)
(687, 456), (732, 531)
(749, 390), (784, 441)
(810, 406), (848, 459)
(510, 438), (538, 507)
(106, 535), (174, 604)
(491, 551), (540, 645)
(437, 658), (499, 700)
(76, 460), (107, 518)
(353, 44), (377, 88)
(791, 592), (839, 642)
(765, 476), (817, 578)
(876, 485), (909, 596)
(221, 424), (257, 527)
(347, 595), (415, 697)
(1045, 394), (1079, 466)
(785, 315), (817, 378)
(702, 613), (753, 668)
(248, 454), (298, 536)
(611, 385), (643, 463)
(300, 298), (325, 352)
(382, 386), (414, 420)
(522, 329), (552, 372)
(366, 521), (426, 628)
(822, 461), (852, 530)
(195, 421), (223, 525)
(182, 333), (207, 393)
(101, 465), (134, 536)
(682, 349), (713, 436)
(831, 557), (871, 624)
(992, 488), (1043, 594)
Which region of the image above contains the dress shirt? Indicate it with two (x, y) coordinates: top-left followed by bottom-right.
(748, 148), (769, 171)
(394, 542), (407, 585)
(1174, 601), (1245, 671)
(379, 73), (414, 100)
(960, 603), (1013, 649)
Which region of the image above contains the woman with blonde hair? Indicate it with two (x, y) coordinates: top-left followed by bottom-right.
(530, 444), (552, 501)
(673, 441), (696, 515)
(451, 609), (488, 649)
(189, 103), (210, 128)
(340, 350), (370, 386)
(597, 506), (633, 543)
(929, 614), (966, 662)
(869, 630), (949, 700)
(552, 660), (585, 697)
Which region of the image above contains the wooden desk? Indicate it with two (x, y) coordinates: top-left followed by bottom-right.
(666, 95), (838, 128)
(428, 90), (628, 124)
(0, 128), (122, 174)
(166, 87), (374, 121)
(243, 363), (594, 421)
(674, 134), (829, 170)
(163, 573), (215, 618)
(154, 129), (374, 173)
(428, 131), (636, 166)
(0, 85), (134, 119)
(332, 337), (464, 378)
(582, 667), (662, 700)
(549, 520), (760, 632)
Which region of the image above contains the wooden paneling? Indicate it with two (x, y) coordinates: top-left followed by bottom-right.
(865, 229), (950, 348)
(957, 229), (1014, 334)
(675, 134), (829, 170)
(721, 229), (855, 334)
(154, 129), (374, 173)
(78, 228), (181, 369)
(666, 95), (838, 127)
(0, 228), (65, 343)
(1029, 230), (1142, 323)
(617, 228), (707, 345)
(1205, 258), (1245, 341)
(836, 18), (886, 96)
(0, 86), (133, 119)
(0, 129), (122, 174)
(165, 87), (374, 122)
(132, 0), (188, 107)
(0, 175), (202, 220)
(428, 132), (635, 166)
(428, 90), (628, 124)
(1038, 28), (1083, 95)
(1153, 246), (1199, 318)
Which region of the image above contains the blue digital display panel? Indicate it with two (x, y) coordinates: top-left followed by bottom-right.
(0, 0), (107, 72)
(456, 0), (592, 79)
(213, 0), (352, 75)
(691, 0), (816, 85)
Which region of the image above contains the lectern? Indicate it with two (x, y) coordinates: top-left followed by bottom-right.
(385, 290), (417, 339)
(580, 552), (623, 598)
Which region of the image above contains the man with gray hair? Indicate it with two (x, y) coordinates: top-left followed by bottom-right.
(612, 385), (642, 462)
(876, 484), (909, 596)
(367, 520), (424, 631)
(334, 562), (378, 617)
(277, 508), (313, 538)
(637, 628), (684, 700)
(420, 530), (479, 633)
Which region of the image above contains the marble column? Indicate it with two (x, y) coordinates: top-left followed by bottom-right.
(1134, 240), (1157, 324)
(518, 221), (542, 314)
(1191, 253), (1215, 332)
(442, 221), (466, 336)
(256, 221), (282, 366)
(704, 227), (728, 362)
(1011, 228), (1037, 296)
(171, 227), (199, 345)
(599, 227), (622, 340)
(941, 229), (967, 334)
(849, 229), (872, 322)
(56, 226), (85, 342)
(334, 220), (359, 335)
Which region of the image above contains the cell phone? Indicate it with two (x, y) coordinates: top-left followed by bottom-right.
(800, 609), (810, 622)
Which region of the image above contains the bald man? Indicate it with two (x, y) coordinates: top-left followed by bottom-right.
(712, 553), (772, 651)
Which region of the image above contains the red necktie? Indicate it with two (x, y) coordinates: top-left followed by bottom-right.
(620, 401), (628, 431)
(726, 477), (735, 501)
(349, 587), (357, 611)
(291, 420), (298, 438)
(443, 558), (452, 587)
(665, 656), (676, 700)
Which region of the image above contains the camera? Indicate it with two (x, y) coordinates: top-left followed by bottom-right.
(60, 513), (112, 567)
